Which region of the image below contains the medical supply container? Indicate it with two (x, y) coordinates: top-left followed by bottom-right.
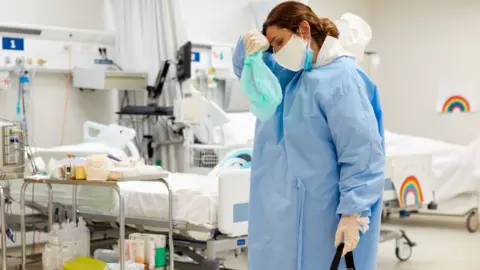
(43, 219), (92, 267)
(65, 154), (74, 179)
(105, 261), (145, 270)
(42, 223), (63, 270)
(85, 154), (111, 181)
(75, 165), (87, 180)
(94, 249), (119, 263)
(129, 233), (166, 269)
(63, 257), (106, 270)
(59, 221), (77, 263)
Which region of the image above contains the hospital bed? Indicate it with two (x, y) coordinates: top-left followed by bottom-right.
(10, 121), (250, 269)
(217, 113), (480, 231)
(385, 131), (480, 232)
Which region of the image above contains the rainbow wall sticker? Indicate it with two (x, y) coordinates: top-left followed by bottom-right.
(442, 95), (471, 113)
(399, 175), (424, 208)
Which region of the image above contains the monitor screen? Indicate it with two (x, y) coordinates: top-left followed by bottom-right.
(151, 61), (170, 99)
(176, 41), (192, 82)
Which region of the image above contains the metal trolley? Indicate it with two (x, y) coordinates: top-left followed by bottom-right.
(19, 175), (173, 270)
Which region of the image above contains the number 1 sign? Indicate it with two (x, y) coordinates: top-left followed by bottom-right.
(1, 37), (25, 51)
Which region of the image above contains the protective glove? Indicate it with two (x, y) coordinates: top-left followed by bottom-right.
(334, 214), (369, 256)
(243, 30), (269, 55)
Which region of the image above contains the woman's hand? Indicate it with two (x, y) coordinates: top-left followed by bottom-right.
(244, 30), (269, 55)
(334, 214), (361, 256)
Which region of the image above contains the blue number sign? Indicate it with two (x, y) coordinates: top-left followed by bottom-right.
(2, 37), (25, 51)
(191, 52), (200, 62)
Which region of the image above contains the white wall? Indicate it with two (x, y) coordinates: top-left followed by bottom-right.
(176, 0), (372, 46)
(175, 0), (257, 45)
(0, 0), (114, 147)
(370, 0), (480, 144)
(310, 0), (372, 22)
(0, 0), (106, 30)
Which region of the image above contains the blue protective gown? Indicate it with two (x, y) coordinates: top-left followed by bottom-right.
(233, 37), (385, 270)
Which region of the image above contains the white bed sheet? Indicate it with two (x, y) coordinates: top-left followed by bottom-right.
(112, 173), (219, 230)
(223, 112), (256, 145)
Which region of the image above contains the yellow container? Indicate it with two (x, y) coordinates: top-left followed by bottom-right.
(75, 165), (87, 180)
(64, 257), (106, 270)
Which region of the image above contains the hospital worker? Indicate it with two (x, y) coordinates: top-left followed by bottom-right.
(232, 2), (384, 270)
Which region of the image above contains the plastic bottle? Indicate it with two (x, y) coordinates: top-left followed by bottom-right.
(42, 245), (53, 270)
(20, 71), (30, 94)
(60, 221), (76, 263)
(65, 154), (73, 179)
(77, 217), (91, 257)
(43, 223), (62, 270)
(71, 155), (77, 179)
(50, 223), (61, 245)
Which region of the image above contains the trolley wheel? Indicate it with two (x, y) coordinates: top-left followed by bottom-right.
(466, 211), (479, 233)
(395, 241), (413, 261)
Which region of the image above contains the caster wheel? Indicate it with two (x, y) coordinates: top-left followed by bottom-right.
(382, 211), (391, 222)
(395, 242), (413, 261)
(466, 211), (479, 233)
(427, 201), (438, 210)
(399, 210), (410, 218)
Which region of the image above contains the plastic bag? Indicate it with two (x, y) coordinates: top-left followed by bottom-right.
(240, 51), (282, 121)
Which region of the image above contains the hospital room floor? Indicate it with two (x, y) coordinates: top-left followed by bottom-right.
(220, 215), (480, 270)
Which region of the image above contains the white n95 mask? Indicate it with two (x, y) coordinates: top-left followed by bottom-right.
(273, 34), (309, 72)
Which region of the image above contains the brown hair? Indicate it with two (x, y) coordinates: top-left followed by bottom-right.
(262, 1), (339, 48)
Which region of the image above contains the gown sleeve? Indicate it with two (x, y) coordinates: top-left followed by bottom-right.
(323, 73), (385, 217)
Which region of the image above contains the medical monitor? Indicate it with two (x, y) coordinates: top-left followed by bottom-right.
(177, 41), (192, 82)
(148, 60), (170, 99)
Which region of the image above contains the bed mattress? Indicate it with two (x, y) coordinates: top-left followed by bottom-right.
(111, 173), (219, 230)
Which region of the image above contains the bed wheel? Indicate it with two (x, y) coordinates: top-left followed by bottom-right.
(427, 201), (438, 210)
(466, 211), (479, 233)
(399, 210), (410, 218)
(395, 241), (413, 261)
(381, 211), (391, 222)
(201, 259), (220, 270)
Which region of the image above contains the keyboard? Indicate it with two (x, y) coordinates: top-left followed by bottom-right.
(117, 105), (174, 116)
